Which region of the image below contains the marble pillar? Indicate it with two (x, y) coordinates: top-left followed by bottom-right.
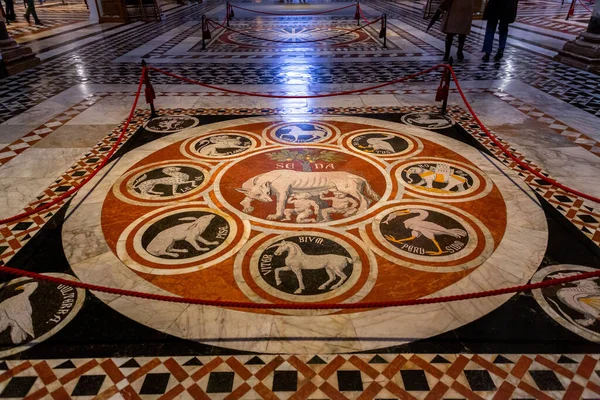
(0, 14), (41, 78)
(554, 0), (600, 74)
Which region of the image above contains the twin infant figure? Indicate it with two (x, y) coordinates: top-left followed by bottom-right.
(284, 191), (358, 223)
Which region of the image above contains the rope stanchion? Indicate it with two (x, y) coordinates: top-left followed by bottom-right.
(0, 69), (146, 226)
(566, 0), (576, 19)
(207, 16), (382, 45)
(438, 57), (452, 114)
(1, 264), (599, 310)
(201, 15), (211, 50)
(379, 13), (387, 48)
(230, 2), (357, 16)
(142, 60), (157, 118)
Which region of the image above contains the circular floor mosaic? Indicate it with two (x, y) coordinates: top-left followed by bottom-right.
(219, 26), (370, 48)
(63, 116), (548, 353)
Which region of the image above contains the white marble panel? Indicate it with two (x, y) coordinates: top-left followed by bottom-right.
(308, 95), (364, 108)
(0, 177), (56, 219)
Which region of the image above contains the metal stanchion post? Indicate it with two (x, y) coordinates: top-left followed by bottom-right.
(566, 0), (575, 20)
(441, 58), (453, 115)
(202, 15), (206, 50)
(383, 14), (387, 48)
(141, 60), (157, 119)
(227, 2), (230, 26)
(356, 2), (360, 26)
(379, 14), (387, 48)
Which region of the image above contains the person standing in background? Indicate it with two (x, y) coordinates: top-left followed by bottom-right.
(2, 0), (16, 21)
(440, 0), (474, 61)
(481, 0), (519, 61)
(24, 0), (42, 25)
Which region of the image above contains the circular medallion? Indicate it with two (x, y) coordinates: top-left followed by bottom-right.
(395, 158), (492, 202)
(221, 26), (366, 48)
(257, 236), (354, 296)
(144, 116), (200, 133)
(346, 129), (423, 158)
(265, 121), (338, 145)
(63, 115), (547, 353)
(0, 274), (85, 357)
(116, 204), (245, 275)
(365, 201), (494, 272)
(215, 146), (388, 227)
(401, 112), (454, 130)
(532, 265), (600, 343)
(182, 132), (257, 160)
(234, 230), (376, 310)
(113, 160), (210, 205)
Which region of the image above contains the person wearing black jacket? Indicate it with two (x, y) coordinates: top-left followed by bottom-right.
(481, 0), (518, 61)
(2, 0), (16, 21)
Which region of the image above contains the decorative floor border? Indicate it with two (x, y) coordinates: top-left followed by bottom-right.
(0, 353), (598, 399)
(0, 95), (107, 167)
(448, 106), (600, 245)
(0, 103), (598, 267)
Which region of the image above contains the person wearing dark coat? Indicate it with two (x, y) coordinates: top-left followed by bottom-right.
(440, 0), (474, 61)
(1, 0), (16, 22)
(481, 0), (518, 61)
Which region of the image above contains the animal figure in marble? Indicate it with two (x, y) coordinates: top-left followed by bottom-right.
(549, 273), (600, 327)
(157, 118), (186, 131)
(133, 167), (200, 196)
(383, 208), (467, 255)
(0, 282), (37, 344)
(411, 114), (450, 128)
(405, 165), (468, 192)
(279, 125), (327, 142)
(358, 134), (396, 153)
(146, 215), (219, 258)
(236, 170), (380, 221)
(196, 135), (250, 156)
(269, 240), (352, 294)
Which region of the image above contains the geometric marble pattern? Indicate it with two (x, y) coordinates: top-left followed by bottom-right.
(5, 1), (89, 39)
(449, 107), (600, 246)
(0, 95), (107, 167)
(1, 354), (599, 399)
(491, 90), (600, 158)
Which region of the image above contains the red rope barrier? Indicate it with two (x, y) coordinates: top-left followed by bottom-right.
(0, 70), (146, 226)
(207, 16), (381, 44)
(358, 3), (372, 24)
(1, 63), (599, 310)
(578, 0), (593, 12)
(230, 2), (357, 16)
(447, 67), (600, 204)
(1, 63), (598, 227)
(148, 64), (442, 98)
(0, 264), (599, 309)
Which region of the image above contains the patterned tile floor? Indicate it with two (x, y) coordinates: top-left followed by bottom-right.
(2, 354), (600, 399)
(5, 0), (89, 39)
